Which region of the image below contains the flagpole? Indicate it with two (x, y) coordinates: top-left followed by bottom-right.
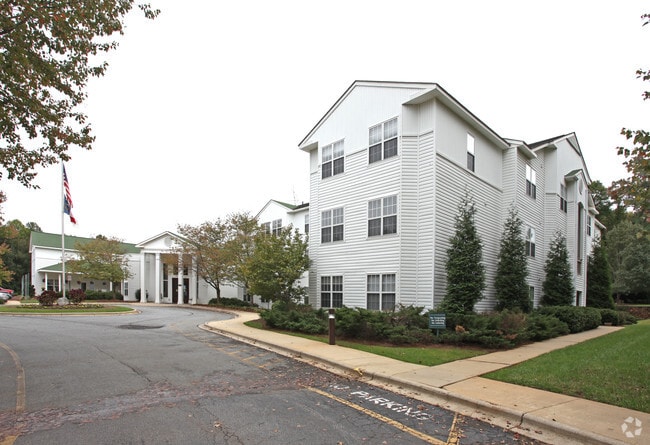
(61, 163), (66, 301)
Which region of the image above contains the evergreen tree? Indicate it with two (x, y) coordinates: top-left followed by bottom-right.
(441, 193), (485, 314)
(495, 209), (531, 312)
(541, 232), (574, 306)
(586, 237), (615, 309)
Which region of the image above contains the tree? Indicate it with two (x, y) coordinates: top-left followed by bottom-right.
(0, 219), (39, 291)
(495, 208), (531, 312)
(67, 236), (132, 288)
(0, 1), (159, 186)
(245, 226), (309, 305)
(606, 220), (650, 302)
(610, 14), (650, 226)
(541, 232), (574, 306)
(177, 212), (258, 302)
(0, 193), (13, 285)
(441, 193), (485, 314)
(589, 180), (626, 232)
(586, 236), (614, 309)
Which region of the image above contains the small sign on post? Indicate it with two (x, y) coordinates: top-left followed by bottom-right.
(428, 313), (446, 337)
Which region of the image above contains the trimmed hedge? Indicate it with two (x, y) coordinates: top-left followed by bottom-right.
(208, 297), (258, 308)
(537, 306), (602, 333)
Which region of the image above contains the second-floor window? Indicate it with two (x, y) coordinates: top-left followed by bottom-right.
(526, 165), (537, 199)
(560, 184), (568, 212)
(304, 214), (309, 235)
(369, 117), (398, 164)
(467, 133), (475, 172)
(368, 195), (397, 237)
(587, 216), (592, 236)
(322, 140), (344, 179)
(525, 226), (536, 257)
(321, 207), (344, 243)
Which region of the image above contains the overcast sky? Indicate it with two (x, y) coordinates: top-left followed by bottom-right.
(3, 0), (648, 242)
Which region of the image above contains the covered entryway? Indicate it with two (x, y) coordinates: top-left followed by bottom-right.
(172, 278), (190, 304)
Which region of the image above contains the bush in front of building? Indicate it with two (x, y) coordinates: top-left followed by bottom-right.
(84, 290), (123, 301)
(537, 306), (602, 333)
(599, 308), (638, 325)
(68, 288), (86, 304)
(260, 301), (327, 334)
(335, 306), (433, 344)
(208, 297), (258, 309)
(37, 290), (59, 306)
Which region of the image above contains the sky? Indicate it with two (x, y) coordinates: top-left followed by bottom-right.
(2, 0), (649, 242)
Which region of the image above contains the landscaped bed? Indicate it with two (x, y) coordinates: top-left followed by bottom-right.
(0, 304), (135, 314)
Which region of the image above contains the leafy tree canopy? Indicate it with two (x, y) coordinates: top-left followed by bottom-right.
(611, 14), (650, 227)
(606, 220), (650, 300)
(245, 226), (309, 305)
(67, 236), (132, 284)
(0, 1), (159, 186)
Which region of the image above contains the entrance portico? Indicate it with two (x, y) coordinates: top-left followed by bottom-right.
(136, 232), (197, 304)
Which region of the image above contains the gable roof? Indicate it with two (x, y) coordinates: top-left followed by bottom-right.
(29, 232), (139, 254)
(256, 199), (309, 219)
(299, 80), (510, 151)
(135, 231), (184, 249)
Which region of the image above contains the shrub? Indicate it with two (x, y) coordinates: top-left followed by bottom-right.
(260, 303), (327, 334)
(37, 290), (59, 306)
(537, 306), (602, 333)
(521, 313), (570, 342)
(68, 288), (86, 304)
(208, 297), (257, 308)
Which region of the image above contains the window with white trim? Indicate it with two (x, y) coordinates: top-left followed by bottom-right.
(526, 165), (537, 199)
(272, 219), (282, 235)
(367, 274), (396, 310)
(124, 281), (129, 297)
(322, 140), (344, 179)
(369, 117), (398, 164)
(368, 195), (397, 237)
(466, 133), (475, 172)
(321, 276), (343, 308)
(587, 216), (592, 236)
(46, 278), (60, 292)
(304, 214), (309, 234)
(525, 226), (536, 257)
(321, 207), (344, 243)
(560, 184), (568, 213)
(261, 222), (271, 234)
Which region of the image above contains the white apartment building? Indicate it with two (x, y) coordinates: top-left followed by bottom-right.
(299, 81), (601, 311)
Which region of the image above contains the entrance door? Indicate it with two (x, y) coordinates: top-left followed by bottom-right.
(172, 278), (190, 304)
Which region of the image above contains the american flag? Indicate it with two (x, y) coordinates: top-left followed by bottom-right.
(63, 164), (77, 224)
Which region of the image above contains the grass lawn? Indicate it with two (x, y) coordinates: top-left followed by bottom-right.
(0, 305), (135, 314)
(485, 320), (650, 413)
(244, 320), (486, 366)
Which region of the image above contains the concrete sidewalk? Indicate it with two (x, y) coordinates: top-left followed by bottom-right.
(202, 310), (648, 445)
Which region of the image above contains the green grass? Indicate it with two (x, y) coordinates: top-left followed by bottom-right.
(485, 320), (650, 413)
(0, 305), (135, 314)
(244, 320), (486, 366)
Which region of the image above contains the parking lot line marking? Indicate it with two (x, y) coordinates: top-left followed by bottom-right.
(0, 341), (25, 413)
(447, 413), (461, 445)
(307, 387), (446, 445)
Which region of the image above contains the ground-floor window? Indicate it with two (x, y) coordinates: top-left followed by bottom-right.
(321, 276), (343, 308)
(367, 274), (396, 310)
(46, 278), (59, 292)
(124, 281), (129, 297)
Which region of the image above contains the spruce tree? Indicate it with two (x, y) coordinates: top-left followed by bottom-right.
(541, 232), (574, 306)
(495, 209), (531, 312)
(441, 193), (485, 314)
(586, 237), (615, 309)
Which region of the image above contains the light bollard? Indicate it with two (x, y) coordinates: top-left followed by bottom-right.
(328, 308), (336, 345)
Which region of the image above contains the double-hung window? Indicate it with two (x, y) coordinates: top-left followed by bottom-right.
(368, 195), (397, 237)
(321, 207), (344, 243)
(466, 134), (475, 172)
(261, 222), (271, 234)
(525, 165), (537, 199)
(272, 219), (282, 235)
(369, 117), (398, 164)
(321, 276), (343, 308)
(322, 140), (344, 179)
(560, 184), (568, 212)
(304, 214), (309, 235)
(367, 274), (396, 310)
(525, 226), (536, 257)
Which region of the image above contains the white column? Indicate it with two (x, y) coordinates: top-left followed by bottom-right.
(154, 252), (161, 304)
(190, 256), (197, 305)
(167, 266), (172, 302)
(139, 252), (146, 302)
(177, 253), (184, 305)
